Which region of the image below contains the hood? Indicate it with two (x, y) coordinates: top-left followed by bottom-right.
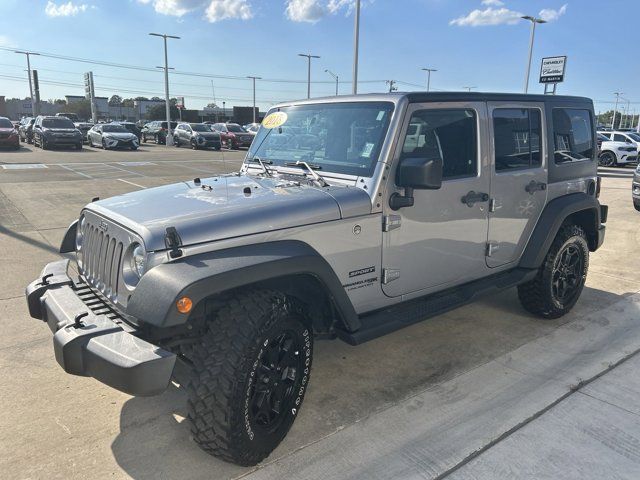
(87, 174), (372, 251)
(45, 128), (77, 133)
(103, 132), (137, 140)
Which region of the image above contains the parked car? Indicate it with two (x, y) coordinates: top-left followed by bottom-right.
(174, 123), (222, 150)
(211, 122), (255, 149)
(244, 122), (261, 134)
(33, 116), (83, 150)
(141, 121), (178, 144)
(599, 131), (640, 157)
(56, 112), (80, 122)
(18, 117), (35, 144)
(88, 123), (139, 150)
(114, 121), (142, 141)
(633, 164), (640, 211)
(74, 121), (94, 143)
(0, 116), (20, 149)
(597, 133), (637, 166)
(26, 92), (607, 467)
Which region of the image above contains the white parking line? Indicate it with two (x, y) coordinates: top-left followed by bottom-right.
(57, 163), (93, 178)
(117, 178), (147, 189)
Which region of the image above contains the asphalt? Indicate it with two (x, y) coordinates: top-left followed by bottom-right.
(0, 144), (639, 480)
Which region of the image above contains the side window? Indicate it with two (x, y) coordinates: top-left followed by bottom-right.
(400, 109), (477, 180)
(613, 133), (628, 142)
(601, 132), (611, 139)
(553, 108), (594, 163)
(493, 108), (542, 171)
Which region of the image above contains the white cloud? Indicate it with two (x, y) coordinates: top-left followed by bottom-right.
(539, 3), (567, 22)
(137, 0), (206, 17)
(481, 0), (504, 6)
(44, 1), (88, 17)
(205, 0), (253, 22)
(0, 35), (15, 47)
(285, 0), (358, 23)
(450, 7), (523, 26)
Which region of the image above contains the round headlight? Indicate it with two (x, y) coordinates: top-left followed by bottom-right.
(76, 215), (86, 250)
(131, 243), (146, 278)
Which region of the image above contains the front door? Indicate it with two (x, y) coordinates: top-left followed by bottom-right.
(486, 102), (548, 268)
(382, 102), (491, 297)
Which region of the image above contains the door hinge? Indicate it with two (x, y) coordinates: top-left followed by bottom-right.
(382, 268), (400, 284)
(486, 242), (497, 257)
(382, 214), (402, 232)
(489, 198), (497, 213)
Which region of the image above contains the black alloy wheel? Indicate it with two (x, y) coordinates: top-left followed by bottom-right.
(551, 244), (584, 306)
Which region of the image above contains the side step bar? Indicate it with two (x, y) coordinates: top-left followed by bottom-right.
(336, 267), (537, 345)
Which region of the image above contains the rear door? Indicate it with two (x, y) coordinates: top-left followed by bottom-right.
(486, 102), (548, 268)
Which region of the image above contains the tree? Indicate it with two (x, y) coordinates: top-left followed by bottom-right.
(54, 99), (67, 105)
(108, 95), (123, 106)
(64, 99), (92, 120)
(146, 103), (179, 121)
(122, 98), (134, 107)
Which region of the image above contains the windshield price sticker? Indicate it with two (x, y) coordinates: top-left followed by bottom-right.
(262, 112), (288, 129)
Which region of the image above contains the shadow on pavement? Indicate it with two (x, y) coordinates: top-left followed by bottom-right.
(109, 284), (634, 480)
(0, 224), (60, 255)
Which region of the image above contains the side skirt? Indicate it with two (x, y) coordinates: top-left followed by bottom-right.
(336, 267), (537, 345)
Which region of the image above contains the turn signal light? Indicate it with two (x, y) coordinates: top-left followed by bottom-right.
(176, 296), (193, 314)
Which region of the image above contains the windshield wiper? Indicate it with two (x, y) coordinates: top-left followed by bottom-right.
(249, 156), (273, 176)
(284, 161), (328, 187)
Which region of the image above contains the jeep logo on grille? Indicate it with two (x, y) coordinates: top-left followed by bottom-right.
(98, 221), (108, 232)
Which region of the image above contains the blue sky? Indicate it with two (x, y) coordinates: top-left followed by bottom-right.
(0, 0), (637, 114)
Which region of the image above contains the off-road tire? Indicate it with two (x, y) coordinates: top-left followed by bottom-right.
(634, 199), (640, 212)
(518, 224), (589, 319)
(187, 289), (313, 466)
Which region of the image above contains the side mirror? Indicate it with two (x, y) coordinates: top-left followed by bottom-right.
(390, 157), (443, 210)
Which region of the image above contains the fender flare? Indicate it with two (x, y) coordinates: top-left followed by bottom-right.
(126, 240), (360, 331)
(519, 192), (603, 269)
(59, 220), (78, 253)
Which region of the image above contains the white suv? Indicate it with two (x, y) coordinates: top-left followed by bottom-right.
(597, 132), (638, 166)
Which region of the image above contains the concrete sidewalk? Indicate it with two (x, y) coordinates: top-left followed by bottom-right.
(241, 292), (640, 480)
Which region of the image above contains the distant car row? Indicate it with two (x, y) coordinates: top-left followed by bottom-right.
(597, 130), (640, 167)
(8, 115), (259, 152)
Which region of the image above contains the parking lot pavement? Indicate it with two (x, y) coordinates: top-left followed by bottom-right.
(1, 149), (639, 480)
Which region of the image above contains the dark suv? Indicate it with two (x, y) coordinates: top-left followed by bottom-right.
(33, 116), (83, 150)
(174, 123), (222, 150)
(141, 121), (178, 144)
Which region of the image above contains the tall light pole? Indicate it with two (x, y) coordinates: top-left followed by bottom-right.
(522, 16), (546, 94)
(352, 0), (361, 94)
(612, 92), (623, 129)
(246, 76), (261, 123)
(325, 69), (339, 96)
(149, 32), (180, 146)
(421, 68), (437, 92)
(463, 86), (476, 92)
(15, 50), (40, 116)
(298, 53), (320, 99)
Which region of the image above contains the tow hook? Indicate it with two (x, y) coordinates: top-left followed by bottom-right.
(73, 312), (89, 328)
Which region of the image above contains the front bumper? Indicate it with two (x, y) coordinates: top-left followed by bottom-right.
(46, 135), (83, 146)
(104, 138), (139, 149)
(0, 136), (19, 146)
(25, 260), (175, 396)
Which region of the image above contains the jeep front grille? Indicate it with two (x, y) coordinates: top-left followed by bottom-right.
(77, 211), (137, 307)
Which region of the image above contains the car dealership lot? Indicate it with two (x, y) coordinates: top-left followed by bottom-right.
(1, 146), (640, 479)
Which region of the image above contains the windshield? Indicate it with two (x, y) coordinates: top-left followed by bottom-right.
(627, 133), (640, 142)
(0, 119), (13, 128)
(227, 124), (245, 133)
(247, 102), (394, 176)
(191, 124), (210, 132)
(102, 125), (127, 132)
(42, 118), (74, 128)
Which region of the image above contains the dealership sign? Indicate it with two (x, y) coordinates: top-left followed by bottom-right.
(539, 56), (567, 84)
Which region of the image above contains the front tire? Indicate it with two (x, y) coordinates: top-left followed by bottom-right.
(518, 225), (589, 319)
(187, 290), (313, 466)
(598, 151), (616, 167)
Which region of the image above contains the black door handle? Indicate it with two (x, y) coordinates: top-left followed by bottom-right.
(525, 180), (547, 194)
(461, 191), (489, 207)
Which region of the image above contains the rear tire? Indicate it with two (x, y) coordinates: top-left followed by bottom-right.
(187, 289), (313, 466)
(598, 151), (616, 167)
(518, 224), (589, 319)
(191, 140), (198, 150)
(634, 199), (640, 212)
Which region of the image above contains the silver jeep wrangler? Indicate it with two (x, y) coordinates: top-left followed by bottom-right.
(26, 92), (607, 466)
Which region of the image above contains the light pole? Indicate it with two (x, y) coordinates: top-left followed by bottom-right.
(522, 16), (547, 94)
(246, 76), (261, 123)
(325, 69), (339, 96)
(421, 68), (437, 92)
(352, 0), (361, 94)
(612, 92), (623, 129)
(15, 50), (40, 116)
(463, 86), (476, 92)
(149, 32), (180, 146)
(298, 53), (320, 99)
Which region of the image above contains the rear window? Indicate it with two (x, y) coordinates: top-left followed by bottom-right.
(160, 122), (178, 129)
(553, 109), (594, 164)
